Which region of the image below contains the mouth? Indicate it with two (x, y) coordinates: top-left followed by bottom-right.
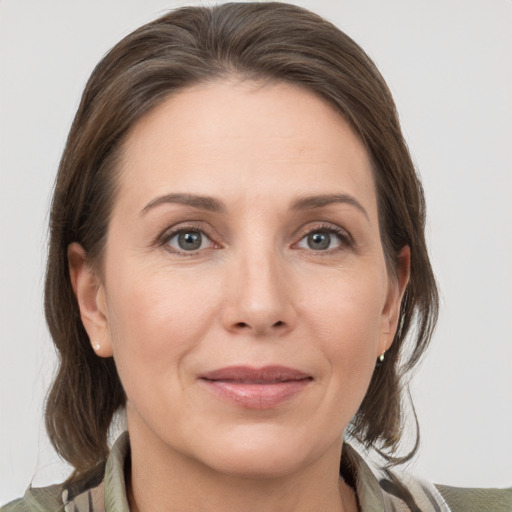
(199, 365), (313, 409)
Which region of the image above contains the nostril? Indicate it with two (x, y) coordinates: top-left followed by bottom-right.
(233, 320), (285, 330)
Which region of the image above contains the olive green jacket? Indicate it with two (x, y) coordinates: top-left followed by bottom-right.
(3, 433), (511, 511)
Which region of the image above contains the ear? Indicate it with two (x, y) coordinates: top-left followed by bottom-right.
(379, 245), (410, 355)
(68, 242), (113, 357)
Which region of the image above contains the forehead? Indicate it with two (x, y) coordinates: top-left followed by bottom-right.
(117, 80), (377, 216)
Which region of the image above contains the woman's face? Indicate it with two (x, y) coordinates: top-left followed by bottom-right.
(72, 80), (408, 478)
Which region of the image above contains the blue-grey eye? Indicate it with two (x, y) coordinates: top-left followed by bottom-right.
(297, 230), (342, 251)
(167, 230), (210, 251)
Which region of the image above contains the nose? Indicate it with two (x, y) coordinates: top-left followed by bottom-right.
(221, 248), (297, 337)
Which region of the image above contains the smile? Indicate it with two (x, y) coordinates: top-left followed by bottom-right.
(199, 365), (313, 409)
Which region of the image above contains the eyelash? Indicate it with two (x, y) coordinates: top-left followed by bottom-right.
(294, 223), (353, 253)
(159, 223), (219, 255)
(158, 222), (353, 255)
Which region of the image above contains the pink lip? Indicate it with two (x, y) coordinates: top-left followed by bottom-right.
(199, 365), (312, 409)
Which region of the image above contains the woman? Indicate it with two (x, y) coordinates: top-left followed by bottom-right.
(2, 2), (510, 511)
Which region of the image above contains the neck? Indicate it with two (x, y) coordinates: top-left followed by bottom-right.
(125, 422), (357, 512)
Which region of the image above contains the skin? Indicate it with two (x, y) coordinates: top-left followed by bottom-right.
(69, 80), (409, 512)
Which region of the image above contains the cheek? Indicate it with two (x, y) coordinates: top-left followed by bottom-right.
(104, 263), (223, 382)
(302, 267), (385, 342)
(301, 270), (385, 384)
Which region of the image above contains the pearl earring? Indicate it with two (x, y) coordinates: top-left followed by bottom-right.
(93, 342), (101, 351)
(376, 352), (385, 366)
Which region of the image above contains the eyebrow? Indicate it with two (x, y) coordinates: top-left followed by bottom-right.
(140, 193), (226, 216)
(290, 193), (369, 221)
(140, 192), (369, 220)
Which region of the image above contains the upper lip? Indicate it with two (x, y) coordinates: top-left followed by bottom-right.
(199, 365), (312, 383)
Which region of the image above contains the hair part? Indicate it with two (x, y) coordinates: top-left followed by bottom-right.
(44, 1), (438, 482)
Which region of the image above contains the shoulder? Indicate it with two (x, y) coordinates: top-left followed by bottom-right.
(0, 464), (104, 512)
(0, 468), (109, 512)
(1, 433), (130, 512)
(343, 443), (511, 512)
(0, 474), (107, 512)
(0, 484), (65, 512)
(435, 484), (512, 512)
(377, 471), (512, 512)
(378, 469), (512, 512)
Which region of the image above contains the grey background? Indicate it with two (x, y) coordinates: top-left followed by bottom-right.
(1, 0), (511, 504)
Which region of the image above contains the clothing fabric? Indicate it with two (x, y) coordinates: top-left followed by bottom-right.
(2, 432), (511, 511)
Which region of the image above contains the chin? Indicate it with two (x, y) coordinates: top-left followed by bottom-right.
(206, 448), (308, 480)
(191, 425), (326, 479)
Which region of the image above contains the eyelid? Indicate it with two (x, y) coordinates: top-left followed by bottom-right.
(292, 222), (354, 251)
(157, 221), (221, 254)
(155, 220), (353, 254)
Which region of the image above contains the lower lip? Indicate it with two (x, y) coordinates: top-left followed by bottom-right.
(201, 379), (311, 409)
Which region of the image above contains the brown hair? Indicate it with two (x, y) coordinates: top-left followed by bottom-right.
(44, 1), (438, 482)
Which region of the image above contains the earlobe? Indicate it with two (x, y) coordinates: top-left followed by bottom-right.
(68, 242), (113, 357)
(380, 245), (411, 353)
